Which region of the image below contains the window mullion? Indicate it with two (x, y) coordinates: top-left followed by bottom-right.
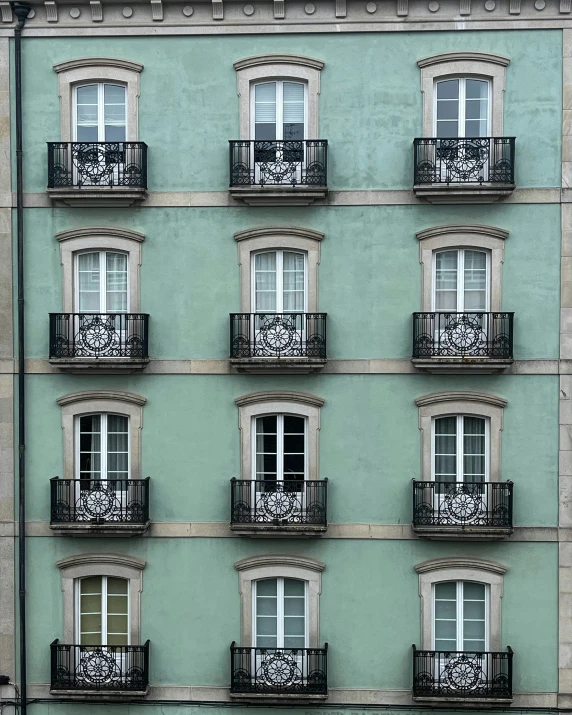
(102, 576), (108, 644)
(277, 250), (283, 313)
(101, 414), (108, 482)
(458, 249), (465, 313)
(98, 84), (105, 142)
(457, 581), (463, 650)
(459, 79), (466, 138)
(277, 414), (284, 482)
(277, 577), (284, 647)
(100, 251), (106, 314)
(277, 81), (283, 141)
(457, 415), (463, 483)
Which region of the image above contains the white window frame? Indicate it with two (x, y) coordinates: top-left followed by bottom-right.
(431, 414), (490, 483)
(433, 77), (492, 138)
(432, 580), (490, 652)
(72, 82), (127, 143)
(75, 412), (130, 482)
(252, 577), (309, 648)
(432, 248), (490, 313)
(250, 80), (309, 141)
(251, 249), (308, 314)
(252, 413), (308, 482)
(417, 53), (509, 137)
(74, 249), (130, 314)
(75, 575), (131, 645)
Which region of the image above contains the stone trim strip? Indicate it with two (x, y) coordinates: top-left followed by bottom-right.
(417, 51), (510, 68)
(234, 226), (324, 243)
(12, 187), (562, 209)
(57, 390), (146, 407)
(24, 682), (558, 707)
(53, 57), (143, 73)
(416, 224), (509, 242)
(22, 521), (559, 540)
(235, 391), (324, 408)
(233, 53), (324, 72)
(415, 556), (507, 575)
(235, 554), (323, 646)
(56, 226), (145, 243)
(57, 552), (145, 643)
(415, 391), (508, 408)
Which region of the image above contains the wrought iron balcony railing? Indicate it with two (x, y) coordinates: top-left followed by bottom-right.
(50, 478), (150, 525)
(230, 313), (326, 360)
(413, 138), (515, 185)
(49, 313), (149, 360)
(51, 640), (150, 692)
(230, 643), (328, 695)
(412, 646), (513, 700)
(231, 479), (327, 527)
(48, 142), (148, 189)
(412, 481), (513, 529)
(412, 312), (514, 359)
(229, 140), (327, 187)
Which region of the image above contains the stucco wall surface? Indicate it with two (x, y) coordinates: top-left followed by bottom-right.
(17, 30), (562, 192)
(22, 204), (561, 360)
(25, 537), (557, 692)
(24, 373), (558, 525)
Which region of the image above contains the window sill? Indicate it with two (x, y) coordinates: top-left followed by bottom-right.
(230, 358), (327, 374)
(50, 688), (149, 699)
(413, 183), (515, 204)
(230, 523), (327, 537)
(47, 187), (148, 207)
(411, 358), (513, 375)
(229, 186), (327, 206)
(412, 525), (513, 541)
(413, 695), (513, 707)
(230, 692), (328, 702)
(50, 521), (150, 537)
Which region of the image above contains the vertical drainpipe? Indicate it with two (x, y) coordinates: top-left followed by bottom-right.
(12, 3), (30, 713)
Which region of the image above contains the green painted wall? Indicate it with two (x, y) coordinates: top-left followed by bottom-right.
(22, 203), (561, 360)
(19, 30), (561, 192)
(26, 537), (558, 692)
(25, 373), (558, 525)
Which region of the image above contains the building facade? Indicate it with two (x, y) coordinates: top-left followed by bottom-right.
(0, 2), (567, 714)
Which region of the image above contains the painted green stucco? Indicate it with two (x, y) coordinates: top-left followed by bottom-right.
(26, 537), (557, 692)
(17, 30), (562, 193)
(21, 203), (561, 360)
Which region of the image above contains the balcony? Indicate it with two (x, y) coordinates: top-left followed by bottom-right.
(412, 646), (513, 704)
(412, 480), (513, 540)
(230, 313), (327, 373)
(50, 478), (150, 536)
(230, 643), (328, 701)
(230, 479), (327, 536)
(49, 313), (149, 373)
(47, 142), (148, 206)
(229, 140), (328, 205)
(412, 312), (514, 373)
(413, 138), (515, 203)
(50, 641), (149, 696)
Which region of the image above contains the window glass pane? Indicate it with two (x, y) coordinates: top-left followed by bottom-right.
(464, 250), (487, 311)
(80, 576), (102, 644)
(256, 579), (278, 647)
(255, 83), (277, 121)
(283, 252), (305, 312)
(284, 578), (305, 597)
(79, 414), (101, 480)
(106, 252), (128, 313)
(435, 251), (458, 311)
(104, 85), (126, 121)
(464, 119), (487, 138)
(257, 579), (277, 596)
(435, 582), (457, 650)
(256, 416), (277, 479)
(255, 252), (277, 312)
(105, 124), (126, 142)
(434, 416), (456, 482)
(77, 126), (99, 142)
(436, 582), (456, 599)
(466, 79), (488, 99)
(436, 101), (459, 121)
(463, 582), (486, 600)
(77, 84), (98, 104)
(437, 80), (459, 100)
(463, 416), (486, 482)
(463, 582), (486, 651)
(77, 252), (101, 313)
(436, 122), (458, 139)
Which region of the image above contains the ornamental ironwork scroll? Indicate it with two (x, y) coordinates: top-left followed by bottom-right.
(231, 479), (327, 526)
(230, 313), (327, 359)
(413, 137), (515, 185)
(412, 647), (513, 699)
(50, 478), (150, 524)
(229, 140), (327, 187)
(412, 312), (514, 359)
(48, 142), (148, 189)
(412, 481), (513, 528)
(50, 641), (150, 691)
(230, 644), (328, 694)
(49, 313), (149, 359)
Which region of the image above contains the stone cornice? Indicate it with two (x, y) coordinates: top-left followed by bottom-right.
(53, 57), (143, 73)
(235, 554), (326, 573)
(415, 557), (507, 575)
(234, 226), (324, 243)
(417, 52), (511, 68)
(415, 391), (507, 409)
(57, 390), (147, 407)
(56, 226), (145, 243)
(234, 54), (324, 72)
(235, 391), (325, 408)
(57, 553), (146, 571)
(416, 224), (509, 242)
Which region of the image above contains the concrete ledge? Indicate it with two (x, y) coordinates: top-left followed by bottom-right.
(230, 358), (327, 374)
(229, 186), (327, 206)
(413, 183), (516, 204)
(47, 187), (147, 207)
(50, 521), (150, 537)
(412, 525), (513, 540)
(49, 357), (150, 374)
(412, 358), (513, 374)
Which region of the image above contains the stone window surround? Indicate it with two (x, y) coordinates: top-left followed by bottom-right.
(417, 52), (510, 137)
(53, 57), (143, 142)
(415, 392), (507, 482)
(57, 390), (146, 480)
(234, 226), (324, 312)
(235, 554), (325, 647)
(415, 557), (507, 651)
(57, 553), (145, 644)
(234, 54), (324, 140)
(235, 391), (324, 481)
(416, 224), (509, 312)
(56, 226), (145, 313)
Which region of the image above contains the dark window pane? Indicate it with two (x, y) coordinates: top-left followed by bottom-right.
(255, 124), (276, 141)
(283, 123), (304, 140)
(284, 415), (304, 433)
(284, 433), (304, 453)
(284, 453), (304, 474)
(257, 415), (277, 433)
